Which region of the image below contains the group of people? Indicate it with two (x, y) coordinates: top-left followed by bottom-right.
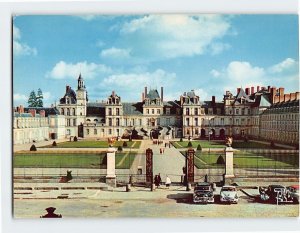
(154, 173), (172, 189)
(153, 140), (164, 145)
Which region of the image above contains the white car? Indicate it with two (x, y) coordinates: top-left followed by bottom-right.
(220, 186), (239, 204)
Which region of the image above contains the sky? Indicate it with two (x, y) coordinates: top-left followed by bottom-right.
(13, 14), (299, 107)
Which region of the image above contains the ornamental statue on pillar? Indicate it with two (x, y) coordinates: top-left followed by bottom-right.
(224, 136), (235, 183)
(106, 137), (117, 187)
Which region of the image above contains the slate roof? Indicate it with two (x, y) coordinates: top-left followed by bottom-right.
(163, 101), (181, 114)
(146, 89), (160, 100)
(264, 99), (299, 113)
(87, 102), (105, 117)
(23, 107), (60, 117)
(59, 87), (77, 104)
(122, 102), (143, 115)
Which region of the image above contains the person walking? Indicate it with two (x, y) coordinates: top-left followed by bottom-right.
(154, 175), (160, 188)
(158, 173), (162, 187)
(165, 175), (171, 189)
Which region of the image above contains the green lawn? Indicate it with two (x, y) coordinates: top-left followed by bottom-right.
(172, 140), (285, 149)
(41, 140), (141, 149)
(13, 152), (137, 169)
(171, 140), (225, 149)
(181, 151), (299, 169)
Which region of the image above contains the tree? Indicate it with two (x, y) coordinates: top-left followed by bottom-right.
(36, 88), (44, 107)
(197, 144), (202, 151)
(30, 144), (37, 151)
(28, 90), (37, 107)
(74, 136), (78, 142)
(118, 146), (123, 151)
(216, 155), (225, 165)
(187, 141), (193, 148)
(123, 141), (128, 147)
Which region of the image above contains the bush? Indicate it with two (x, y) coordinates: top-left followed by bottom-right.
(216, 155), (225, 165)
(197, 144), (202, 151)
(123, 141), (128, 147)
(180, 138), (183, 142)
(187, 141), (193, 148)
(74, 136), (78, 142)
(118, 146), (123, 151)
(30, 144), (37, 151)
(52, 141), (57, 146)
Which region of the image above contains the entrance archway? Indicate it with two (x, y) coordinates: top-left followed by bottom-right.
(200, 129), (206, 138)
(220, 129), (225, 139)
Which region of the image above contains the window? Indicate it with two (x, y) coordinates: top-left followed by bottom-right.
(73, 119), (76, 126)
(132, 119), (135, 126)
(221, 118), (224, 125)
(139, 119), (142, 126)
(109, 129), (112, 135)
(186, 118), (190, 126)
(152, 109), (154, 114)
(94, 129), (97, 135)
(195, 129), (199, 135)
(195, 118), (198, 126)
(186, 108), (190, 115)
(87, 129), (90, 135)
(67, 108), (70, 116)
(195, 108), (198, 115)
(157, 109), (160, 114)
(236, 109), (239, 115)
(116, 118), (120, 126)
(146, 109), (149, 114)
(242, 108), (245, 115)
(73, 108), (75, 115)
(157, 118), (160, 125)
(108, 108), (112, 116)
(116, 108), (120, 115)
(166, 108), (170, 115)
(61, 109), (64, 115)
(166, 118), (170, 125)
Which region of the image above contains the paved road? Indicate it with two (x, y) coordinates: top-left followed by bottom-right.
(150, 142), (185, 183)
(14, 185), (299, 218)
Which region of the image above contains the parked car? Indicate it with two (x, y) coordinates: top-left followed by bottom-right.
(259, 184), (293, 204)
(193, 182), (214, 204)
(287, 185), (299, 204)
(220, 186), (238, 204)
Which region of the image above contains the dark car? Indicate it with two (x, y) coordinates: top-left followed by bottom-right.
(193, 182), (214, 204)
(259, 184), (292, 204)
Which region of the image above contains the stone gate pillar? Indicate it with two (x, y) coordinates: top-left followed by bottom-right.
(224, 146), (235, 182)
(106, 147), (117, 187)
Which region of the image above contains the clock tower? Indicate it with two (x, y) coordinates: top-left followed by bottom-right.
(76, 73), (87, 118)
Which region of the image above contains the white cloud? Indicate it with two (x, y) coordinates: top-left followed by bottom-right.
(226, 61), (265, 81)
(99, 69), (177, 100)
(46, 61), (112, 79)
(269, 58), (298, 73)
(100, 47), (131, 59)
(14, 93), (27, 101)
(210, 69), (221, 77)
(76, 15), (98, 21)
(210, 43), (231, 55)
(13, 25), (37, 57)
(118, 15), (232, 60)
(43, 92), (51, 100)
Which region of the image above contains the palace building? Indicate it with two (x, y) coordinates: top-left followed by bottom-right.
(13, 74), (299, 147)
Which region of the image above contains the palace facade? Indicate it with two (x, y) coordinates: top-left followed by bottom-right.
(13, 74), (299, 147)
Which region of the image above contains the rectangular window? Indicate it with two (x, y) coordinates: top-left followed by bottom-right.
(108, 108), (112, 116)
(186, 108), (190, 115)
(94, 129), (97, 135)
(87, 129), (90, 135)
(186, 118), (190, 126)
(157, 109), (160, 114)
(146, 109), (149, 114)
(116, 118), (120, 126)
(195, 108), (198, 115)
(116, 108), (120, 115)
(109, 118), (112, 126)
(139, 119), (142, 126)
(195, 118), (198, 126)
(152, 109), (154, 114)
(73, 119), (76, 126)
(109, 129), (112, 134)
(132, 119), (135, 126)
(236, 109), (239, 115)
(166, 108), (170, 115)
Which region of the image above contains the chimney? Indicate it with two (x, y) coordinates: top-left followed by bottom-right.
(40, 110), (45, 117)
(290, 93), (296, 101)
(212, 96), (216, 104)
(284, 94), (290, 102)
(144, 87), (147, 97)
(245, 87), (250, 95)
(161, 87), (163, 102)
(257, 86), (260, 92)
(142, 92), (145, 101)
(267, 86), (271, 92)
(251, 86), (254, 94)
(274, 96), (279, 103)
(279, 87), (284, 97)
(66, 85), (70, 93)
(296, 92), (300, 100)
(19, 105), (24, 114)
(280, 95), (284, 103)
(237, 88), (241, 94)
(270, 87), (277, 103)
(28, 109), (36, 117)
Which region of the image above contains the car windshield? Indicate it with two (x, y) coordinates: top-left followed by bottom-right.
(222, 187), (236, 191)
(195, 186), (210, 191)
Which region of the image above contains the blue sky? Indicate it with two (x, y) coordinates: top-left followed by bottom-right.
(13, 14), (299, 107)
